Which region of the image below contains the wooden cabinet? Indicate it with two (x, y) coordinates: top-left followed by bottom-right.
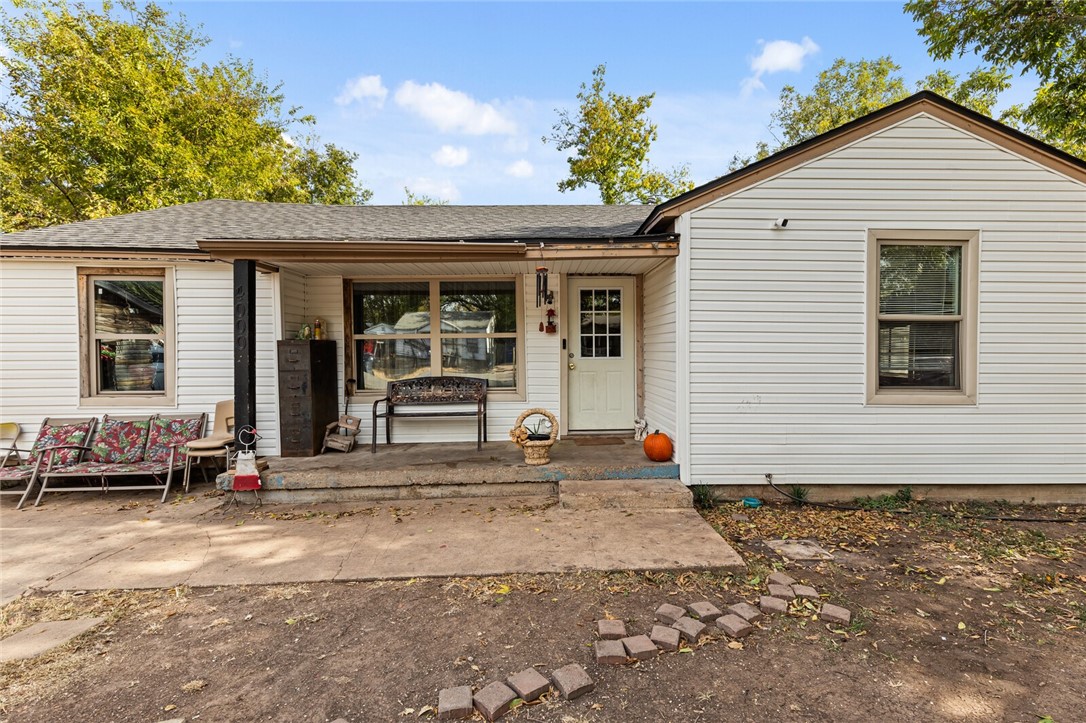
(277, 340), (338, 457)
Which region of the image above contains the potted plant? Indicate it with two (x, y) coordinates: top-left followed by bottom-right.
(509, 408), (558, 465)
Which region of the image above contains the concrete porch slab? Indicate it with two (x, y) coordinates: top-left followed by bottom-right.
(559, 479), (693, 510)
(237, 438), (679, 502)
(2, 492), (743, 601)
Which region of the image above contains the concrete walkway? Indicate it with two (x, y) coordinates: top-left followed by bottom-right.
(1, 489), (743, 605)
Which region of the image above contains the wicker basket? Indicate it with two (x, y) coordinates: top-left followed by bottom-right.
(510, 408), (558, 466)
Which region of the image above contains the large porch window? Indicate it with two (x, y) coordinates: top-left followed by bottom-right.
(351, 279), (520, 393)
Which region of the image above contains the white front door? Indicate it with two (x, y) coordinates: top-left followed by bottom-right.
(566, 277), (636, 431)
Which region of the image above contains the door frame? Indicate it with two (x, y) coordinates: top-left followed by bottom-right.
(560, 274), (642, 435)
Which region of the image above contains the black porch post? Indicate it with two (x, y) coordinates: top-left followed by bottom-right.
(233, 259), (257, 435)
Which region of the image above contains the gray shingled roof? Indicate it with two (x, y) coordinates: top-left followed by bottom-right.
(2, 199), (653, 251)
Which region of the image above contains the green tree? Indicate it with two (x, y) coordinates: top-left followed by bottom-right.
(730, 57), (1010, 170)
(545, 64), (694, 204)
(906, 0), (1086, 157)
(0, 0), (369, 232)
(402, 187), (450, 205)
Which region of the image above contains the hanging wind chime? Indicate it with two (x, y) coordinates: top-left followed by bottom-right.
(535, 265), (549, 331)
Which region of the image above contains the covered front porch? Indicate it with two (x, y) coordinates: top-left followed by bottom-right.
(231, 436), (681, 503)
(198, 204), (683, 471)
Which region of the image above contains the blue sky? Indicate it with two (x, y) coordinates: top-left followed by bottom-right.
(164, 3), (1035, 203)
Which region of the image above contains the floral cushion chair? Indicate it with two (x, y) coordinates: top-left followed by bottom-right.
(33, 416), (152, 502)
(0, 417), (96, 509)
(35, 413), (205, 506)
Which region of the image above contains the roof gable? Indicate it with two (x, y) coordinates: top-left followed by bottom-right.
(637, 91), (1086, 234)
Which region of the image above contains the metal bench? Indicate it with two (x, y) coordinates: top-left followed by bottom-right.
(372, 376), (488, 452)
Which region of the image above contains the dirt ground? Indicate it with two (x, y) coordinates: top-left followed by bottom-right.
(2, 497), (1084, 723)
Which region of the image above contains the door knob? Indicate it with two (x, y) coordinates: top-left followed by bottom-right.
(568, 363), (576, 370)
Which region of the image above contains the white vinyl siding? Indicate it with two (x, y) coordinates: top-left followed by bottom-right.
(0, 260), (280, 456)
(683, 114), (1086, 486)
(642, 258), (678, 442)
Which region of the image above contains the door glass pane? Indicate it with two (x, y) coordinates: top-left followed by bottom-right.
(354, 282), (430, 334)
(440, 281), (516, 333)
(442, 338), (515, 388)
(359, 338), (432, 390)
(577, 288), (623, 358)
(94, 280), (164, 334)
(879, 246), (961, 315)
(878, 321), (959, 388)
(580, 289), (593, 312)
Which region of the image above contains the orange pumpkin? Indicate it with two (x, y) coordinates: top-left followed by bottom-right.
(643, 430), (673, 462)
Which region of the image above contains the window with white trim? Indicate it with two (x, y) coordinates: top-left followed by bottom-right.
(81, 269), (172, 399)
(867, 233), (977, 405)
(351, 279), (521, 392)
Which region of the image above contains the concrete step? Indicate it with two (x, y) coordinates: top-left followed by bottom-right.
(558, 479), (693, 510)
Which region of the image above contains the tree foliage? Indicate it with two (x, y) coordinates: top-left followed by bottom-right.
(906, 0), (1086, 157)
(730, 57), (1011, 170)
(546, 64), (694, 204)
(0, 0), (370, 232)
(402, 187), (450, 205)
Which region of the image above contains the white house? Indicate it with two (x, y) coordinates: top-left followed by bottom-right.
(2, 92), (1084, 494)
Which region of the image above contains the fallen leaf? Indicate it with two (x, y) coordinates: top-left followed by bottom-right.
(164, 704), (177, 712)
(957, 622), (966, 630)
(181, 679), (207, 693)
(916, 608), (930, 618)
(727, 641), (744, 650)
(936, 577), (947, 585)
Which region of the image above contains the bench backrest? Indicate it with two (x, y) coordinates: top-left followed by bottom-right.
(86, 415), (153, 464)
(388, 376), (487, 405)
(145, 414), (207, 464)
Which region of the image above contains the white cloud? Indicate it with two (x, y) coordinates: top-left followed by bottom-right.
(406, 177), (461, 202)
(431, 145), (470, 167)
(394, 81), (516, 135)
(335, 74), (389, 108)
(504, 160), (534, 178)
(742, 36), (819, 95)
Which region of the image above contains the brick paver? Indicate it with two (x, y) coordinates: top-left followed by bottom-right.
(728, 602), (762, 622)
(650, 624), (681, 651)
(595, 639), (628, 665)
(621, 634), (658, 660)
(473, 681), (516, 722)
(506, 668), (550, 703)
(597, 619), (627, 640)
(767, 583), (796, 600)
(437, 686), (473, 720)
(686, 601), (723, 622)
(820, 603), (852, 625)
(759, 595), (788, 614)
(671, 616), (706, 643)
(552, 664), (594, 700)
(792, 584), (819, 599)
(716, 614), (754, 638)
(767, 571), (796, 586)
(654, 602), (686, 625)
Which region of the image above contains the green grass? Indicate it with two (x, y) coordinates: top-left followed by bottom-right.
(690, 484), (717, 511)
(853, 486), (913, 511)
